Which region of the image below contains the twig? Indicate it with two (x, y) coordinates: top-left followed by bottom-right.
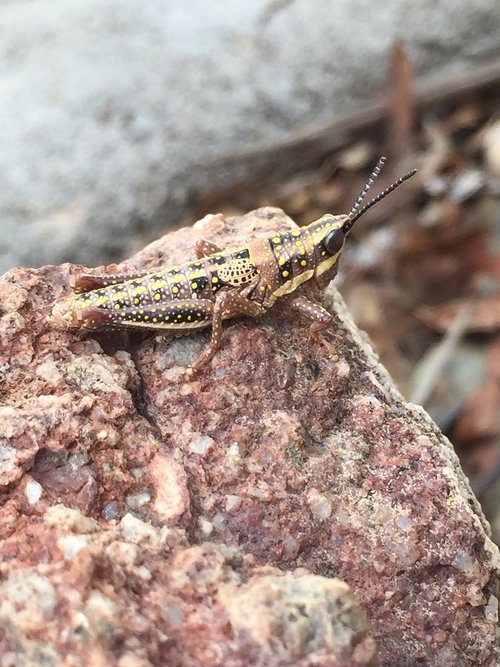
(409, 303), (471, 407)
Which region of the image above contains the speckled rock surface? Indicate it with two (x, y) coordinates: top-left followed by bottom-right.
(0, 208), (498, 666)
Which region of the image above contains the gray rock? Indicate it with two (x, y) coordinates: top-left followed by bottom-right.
(1, 0), (499, 272)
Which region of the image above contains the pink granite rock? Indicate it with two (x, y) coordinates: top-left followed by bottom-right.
(0, 208), (498, 666)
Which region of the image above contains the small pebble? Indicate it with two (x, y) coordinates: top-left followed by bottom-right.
(189, 435), (215, 456)
(26, 480), (42, 505)
(102, 501), (119, 521)
(199, 517), (213, 536)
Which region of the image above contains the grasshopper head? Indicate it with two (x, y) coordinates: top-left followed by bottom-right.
(313, 157), (417, 282)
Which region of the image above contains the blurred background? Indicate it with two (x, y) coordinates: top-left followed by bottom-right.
(1, 1), (500, 542)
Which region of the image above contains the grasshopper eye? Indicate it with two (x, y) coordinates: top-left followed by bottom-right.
(325, 228), (345, 255)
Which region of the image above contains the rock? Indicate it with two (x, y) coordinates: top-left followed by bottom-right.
(0, 208), (498, 665)
(1, 1), (500, 272)
(219, 572), (376, 664)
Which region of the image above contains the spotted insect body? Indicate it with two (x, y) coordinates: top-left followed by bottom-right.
(52, 158), (416, 372)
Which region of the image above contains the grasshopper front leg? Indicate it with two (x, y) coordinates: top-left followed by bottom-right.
(285, 293), (338, 356)
(286, 293), (334, 332)
(190, 289), (266, 373)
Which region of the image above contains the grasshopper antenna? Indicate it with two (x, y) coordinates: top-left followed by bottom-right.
(347, 156), (386, 221)
(342, 157), (417, 234)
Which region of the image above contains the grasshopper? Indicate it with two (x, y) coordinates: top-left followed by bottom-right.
(52, 158), (416, 373)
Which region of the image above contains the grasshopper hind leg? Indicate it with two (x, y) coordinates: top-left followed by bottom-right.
(76, 299), (215, 332)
